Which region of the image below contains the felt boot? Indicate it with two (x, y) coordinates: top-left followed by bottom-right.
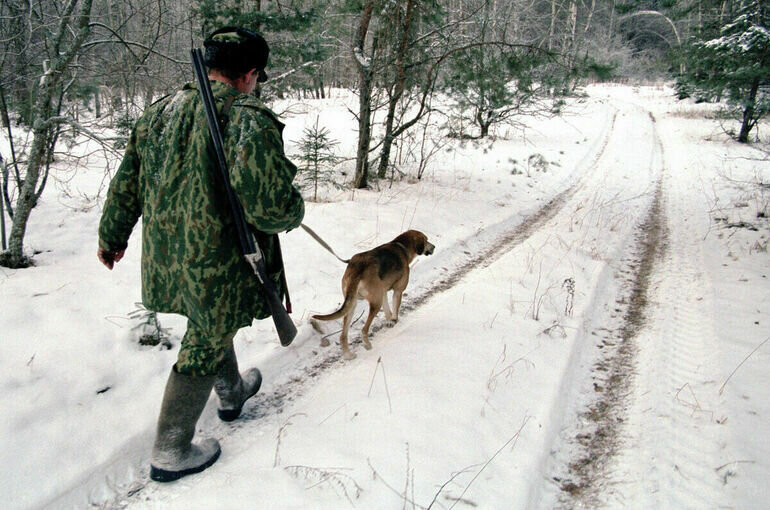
(214, 346), (262, 422)
(149, 367), (221, 482)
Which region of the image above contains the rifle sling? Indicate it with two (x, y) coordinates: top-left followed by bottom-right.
(218, 93), (292, 312)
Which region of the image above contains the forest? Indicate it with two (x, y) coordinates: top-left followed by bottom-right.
(1, 0), (768, 268)
(1, 3), (769, 508)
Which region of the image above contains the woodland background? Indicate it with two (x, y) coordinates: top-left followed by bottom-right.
(1, 0), (768, 268)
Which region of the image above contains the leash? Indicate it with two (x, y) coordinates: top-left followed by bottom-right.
(300, 224), (350, 263)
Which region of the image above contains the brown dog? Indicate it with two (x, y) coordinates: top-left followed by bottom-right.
(313, 230), (435, 360)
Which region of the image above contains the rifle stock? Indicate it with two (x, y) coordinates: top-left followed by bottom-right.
(191, 48), (296, 347)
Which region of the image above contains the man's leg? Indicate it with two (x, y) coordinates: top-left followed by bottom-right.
(214, 341), (263, 422)
(149, 323), (230, 482)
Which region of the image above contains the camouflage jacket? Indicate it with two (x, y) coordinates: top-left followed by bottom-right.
(99, 81), (305, 334)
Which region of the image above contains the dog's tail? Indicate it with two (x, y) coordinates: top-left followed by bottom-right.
(312, 272), (361, 321)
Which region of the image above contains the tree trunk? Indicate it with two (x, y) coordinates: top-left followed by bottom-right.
(354, 73), (373, 189)
(377, 0), (415, 179)
(610, 0), (616, 36)
(584, 0), (596, 35)
(353, 0), (375, 189)
(565, 0), (578, 57)
(548, 0), (557, 51)
(738, 76), (760, 143)
(2, 0), (94, 267)
(562, 0), (579, 92)
(5, 114), (51, 266)
(0, 153), (6, 251)
(476, 109), (491, 138)
(0, 85), (20, 219)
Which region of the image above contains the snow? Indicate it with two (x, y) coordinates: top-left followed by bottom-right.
(1, 84), (768, 509)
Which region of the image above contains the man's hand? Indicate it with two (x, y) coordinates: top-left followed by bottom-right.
(98, 248), (125, 270)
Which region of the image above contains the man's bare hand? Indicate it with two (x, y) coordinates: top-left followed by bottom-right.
(98, 248), (125, 270)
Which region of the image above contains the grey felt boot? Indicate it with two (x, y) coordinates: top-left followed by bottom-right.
(149, 366), (221, 483)
(214, 346), (262, 422)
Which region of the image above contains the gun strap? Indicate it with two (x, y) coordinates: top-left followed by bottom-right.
(214, 95), (236, 137)
(218, 93), (293, 313)
(220, 95), (236, 124)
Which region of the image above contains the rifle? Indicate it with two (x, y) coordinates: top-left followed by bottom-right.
(191, 48), (297, 347)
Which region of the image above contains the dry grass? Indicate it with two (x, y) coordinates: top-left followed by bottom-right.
(668, 104), (723, 120)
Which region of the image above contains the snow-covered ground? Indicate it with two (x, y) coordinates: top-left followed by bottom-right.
(1, 84), (768, 509)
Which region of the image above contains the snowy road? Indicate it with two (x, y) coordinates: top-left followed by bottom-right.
(11, 86), (768, 510)
(116, 93), (679, 508)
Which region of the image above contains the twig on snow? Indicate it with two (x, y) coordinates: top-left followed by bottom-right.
(426, 465), (479, 509)
(274, 413), (307, 467)
(715, 460), (756, 472)
(674, 383), (713, 420)
(448, 415), (532, 509)
(367, 356), (393, 413)
(319, 404), (348, 425)
(368, 456), (426, 510)
(285, 465), (362, 506)
(719, 336), (770, 396)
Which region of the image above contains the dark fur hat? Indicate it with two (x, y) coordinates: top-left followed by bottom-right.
(204, 27), (269, 82)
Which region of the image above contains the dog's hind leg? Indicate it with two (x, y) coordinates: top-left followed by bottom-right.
(361, 299), (382, 351)
(340, 306), (357, 360)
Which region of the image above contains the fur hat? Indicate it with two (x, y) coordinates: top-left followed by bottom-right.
(204, 27), (269, 82)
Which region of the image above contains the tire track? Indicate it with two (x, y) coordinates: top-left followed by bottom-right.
(255, 108), (620, 389)
(550, 108), (668, 508)
(607, 112), (728, 507)
(557, 181), (666, 506)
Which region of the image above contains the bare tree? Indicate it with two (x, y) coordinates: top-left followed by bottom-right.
(1, 0), (95, 268)
(375, 0), (418, 179)
(0, 0), (195, 267)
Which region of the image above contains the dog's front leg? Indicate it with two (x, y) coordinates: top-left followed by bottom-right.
(382, 291), (394, 322)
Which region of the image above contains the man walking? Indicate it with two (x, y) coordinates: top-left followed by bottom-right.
(97, 27), (304, 482)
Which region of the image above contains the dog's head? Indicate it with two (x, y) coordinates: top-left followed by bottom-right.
(396, 230), (435, 257)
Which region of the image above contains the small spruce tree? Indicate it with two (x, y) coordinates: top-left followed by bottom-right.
(296, 117), (340, 201)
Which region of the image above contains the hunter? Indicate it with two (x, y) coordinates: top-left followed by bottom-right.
(97, 27), (304, 482)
